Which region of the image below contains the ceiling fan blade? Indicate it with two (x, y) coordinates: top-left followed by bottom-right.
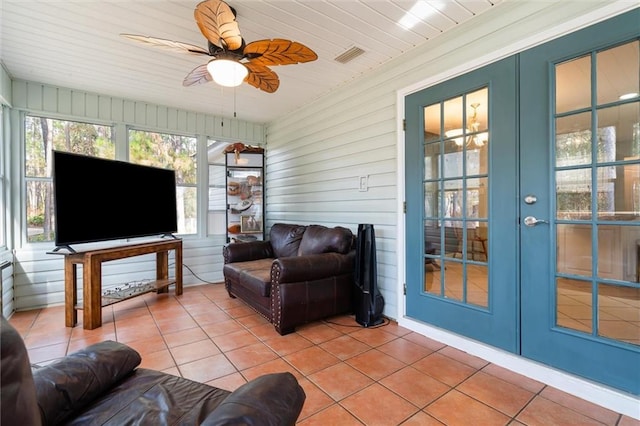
(120, 34), (209, 56)
(245, 62), (280, 93)
(194, 0), (243, 51)
(183, 64), (213, 87)
(244, 39), (318, 66)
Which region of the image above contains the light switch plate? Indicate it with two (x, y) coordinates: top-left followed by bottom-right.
(359, 175), (368, 192)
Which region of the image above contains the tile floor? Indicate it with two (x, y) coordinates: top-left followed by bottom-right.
(8, 283), (639, 425)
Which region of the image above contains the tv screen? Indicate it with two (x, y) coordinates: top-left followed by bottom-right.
(52, 151), (178, 247)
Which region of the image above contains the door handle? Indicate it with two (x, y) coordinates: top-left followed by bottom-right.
(523, 216), (549, 227)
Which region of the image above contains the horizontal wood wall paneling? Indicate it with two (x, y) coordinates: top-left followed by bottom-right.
(1, 254), (14, 317)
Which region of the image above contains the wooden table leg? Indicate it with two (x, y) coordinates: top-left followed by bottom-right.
(83, 256), (102, 330)
(157, 250), (169, 293)
(175, 241), (183, 295)
(65, 258), (77, 327)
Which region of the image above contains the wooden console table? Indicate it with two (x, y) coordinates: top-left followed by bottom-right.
(62, 239), (182, 330)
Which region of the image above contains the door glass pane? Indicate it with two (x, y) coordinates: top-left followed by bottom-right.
(468, 264), (489, 307)
(554, 40), (640, 345)
(444, 96), (463, 147)
(424, 142), (441, 180)
(423, 87), (490, 309)
(598, 224), (640, 282)
(598, 283), (640, 345)
(556, 54), (591, 114)
(556, 169), (592, 220)
(597, 164), (640, 218)
(424, 103), (441, 142)
(557, 223), (592, 277)
(557, 278), (593, 334)
(597, 41), (639, 106)
(598, 103), (640, 161)
(556, 113), (592, 166)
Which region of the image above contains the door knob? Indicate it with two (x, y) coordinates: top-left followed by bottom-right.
(523, 216), (549, 227)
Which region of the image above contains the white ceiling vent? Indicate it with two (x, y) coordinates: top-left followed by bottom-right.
(334, 46), (365, 64)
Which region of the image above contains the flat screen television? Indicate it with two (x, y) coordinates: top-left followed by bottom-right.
(52, 151), (178, 249)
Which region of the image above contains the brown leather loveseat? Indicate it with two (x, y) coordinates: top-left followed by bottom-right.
(223, 223), (355, 335)
(0, 316), (305, 425)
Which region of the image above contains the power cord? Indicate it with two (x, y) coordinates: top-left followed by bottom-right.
(169, 262), (222, 285)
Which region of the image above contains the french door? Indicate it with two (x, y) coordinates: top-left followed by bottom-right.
(405, 9), (639, 394)
(405, 56), (519, 353)
(519, 11), (639, 394)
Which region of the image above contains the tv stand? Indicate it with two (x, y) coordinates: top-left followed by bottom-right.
(63, 239), (182, 330)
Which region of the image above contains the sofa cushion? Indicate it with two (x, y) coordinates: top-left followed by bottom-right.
(269, 223), (306, 258)
(298, 225), (353, 256)
(223, 258), (274, 297)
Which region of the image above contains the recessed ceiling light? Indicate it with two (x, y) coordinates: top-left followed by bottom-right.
(619, 92), (639, 100)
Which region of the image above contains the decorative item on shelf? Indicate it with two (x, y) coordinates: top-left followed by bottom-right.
(224, 142), (264, 164)
(251, 186), (263, 196)
(102, 280), (156, 302)
(233, 235), (258, 243)
(227, 181), (241, 195)
(228, 223), (241, 234)
(234, 199), (253, 212)
(241, 215), (262, 233)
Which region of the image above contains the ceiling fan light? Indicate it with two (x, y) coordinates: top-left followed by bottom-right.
(207, 59), (248, 87)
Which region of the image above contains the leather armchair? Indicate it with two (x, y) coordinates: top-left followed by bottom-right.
(223, 223), (355, 335)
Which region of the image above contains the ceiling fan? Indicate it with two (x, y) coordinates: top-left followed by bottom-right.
(121, 0), (317, 93)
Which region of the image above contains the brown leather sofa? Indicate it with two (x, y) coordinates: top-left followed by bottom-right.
(223, 223), (355, 335)
(0, 316), (305, 426)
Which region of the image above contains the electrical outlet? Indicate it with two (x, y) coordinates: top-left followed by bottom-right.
(359, 175), (368, 192)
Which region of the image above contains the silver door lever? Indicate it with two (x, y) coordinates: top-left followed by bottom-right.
(523, 216), (549, 227)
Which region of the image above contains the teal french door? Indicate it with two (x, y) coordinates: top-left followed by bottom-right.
(405, 56), (519, 353)
(519, 11), (639, 394)
(405, 9), (640, 394)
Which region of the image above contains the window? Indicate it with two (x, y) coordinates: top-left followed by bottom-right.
(207, 140), (227, 237)
(24, 116), (114, 242)
(128, 130), (197, 235)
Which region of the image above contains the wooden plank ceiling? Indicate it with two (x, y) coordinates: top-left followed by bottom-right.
(1, 0), (500, 123)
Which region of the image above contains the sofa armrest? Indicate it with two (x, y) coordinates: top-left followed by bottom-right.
(271, 251), (355, 283)
(223, 241), (274, 264)
(33, 341), (141, 425)
(202, 372), (305, 426)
